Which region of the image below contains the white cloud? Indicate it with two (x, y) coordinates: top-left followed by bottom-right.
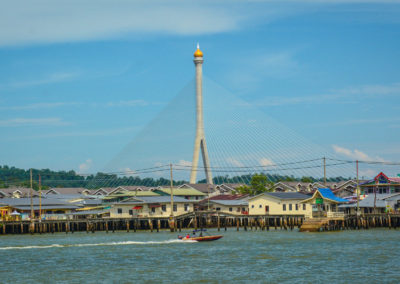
(176, 160), (192, 167)
(310, 117), (400, 127)
(0, 1), (243, 47)
(105, 100), (148, 107)
(3, 72), (80, 88)
(123, 167), (136, 177)
(227, 50), (301, 88)
(1, 0), (397, 47)
(332, 145), (386, 162)
(1, 100), (152, 111)
(79, 158), (93, 173)
(226, 157), (244, 167)
(0, 117), (69, 127)
(241, 83), (400, 107)
(0, 102), (81, 111)
(17, 126), (139, 139)
(259, 158), (275, 166)
(359, 169), (377, 179)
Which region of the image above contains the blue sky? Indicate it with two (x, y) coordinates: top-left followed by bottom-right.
(0, 0), (400, 178)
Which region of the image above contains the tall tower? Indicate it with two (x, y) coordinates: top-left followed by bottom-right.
(190, 44), (213, 184)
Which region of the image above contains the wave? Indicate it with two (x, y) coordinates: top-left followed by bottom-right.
(0, 239), (197, 250)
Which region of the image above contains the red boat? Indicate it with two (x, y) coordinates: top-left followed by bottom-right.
(179, 235), (223, 242)
(178, 229), (223, 242)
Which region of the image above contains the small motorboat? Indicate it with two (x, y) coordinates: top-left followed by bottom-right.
(178, 229), (223, 242)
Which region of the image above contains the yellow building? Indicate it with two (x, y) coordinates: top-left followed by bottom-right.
(208, 199), (249, 215)
(110, 196), (197, 218)
(248, 192), (311, 217)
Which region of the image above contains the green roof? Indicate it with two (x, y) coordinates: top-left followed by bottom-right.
(156, 188), (206, 196)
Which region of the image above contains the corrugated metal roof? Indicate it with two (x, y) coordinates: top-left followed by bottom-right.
(339, 194), (390, 208)
(107, 191), (160, 197)
(0, 198), (72, 206)
(210, 199), (248, 206)
(13, 205), (80, 210)
(265, 192), (309, 200)
(156, 188), (206, 196)
(118, 196), (197, 204)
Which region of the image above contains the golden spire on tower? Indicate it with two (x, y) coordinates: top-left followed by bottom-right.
(194, 43), (203, 57)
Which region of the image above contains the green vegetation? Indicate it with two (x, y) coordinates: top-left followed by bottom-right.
(236, 173), (275, 195)
(0, 165), (350, 189)
(0, 165), (186, 189)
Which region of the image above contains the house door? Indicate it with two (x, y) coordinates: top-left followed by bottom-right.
(265, 206), (269, 213)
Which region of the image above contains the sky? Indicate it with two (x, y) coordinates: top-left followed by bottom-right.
(0, 0), (400, 179)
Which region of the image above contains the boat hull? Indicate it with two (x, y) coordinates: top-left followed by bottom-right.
(181, 235), (223, 242)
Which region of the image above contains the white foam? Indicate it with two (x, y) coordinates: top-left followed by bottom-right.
(0, 239), (197, 250)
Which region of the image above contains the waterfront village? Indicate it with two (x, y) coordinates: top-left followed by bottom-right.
(1, 172), (400, 234)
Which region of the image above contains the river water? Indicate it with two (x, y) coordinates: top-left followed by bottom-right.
(0, 229), (399, 283)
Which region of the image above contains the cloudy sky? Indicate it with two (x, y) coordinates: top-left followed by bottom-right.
(0, 0), (399, 178)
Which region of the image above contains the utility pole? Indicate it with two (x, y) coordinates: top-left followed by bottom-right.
(374, 180), (377, 214)
(323, 157), (326, 186)
(207, 185), (210, 211)
(30, 169), (34, 220)
(39, 174), (42, 221)
(356, 160), (360, 216)
(170, 163), (174, 217)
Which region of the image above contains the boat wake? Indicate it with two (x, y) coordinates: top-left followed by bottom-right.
(0, 239), (197, 250)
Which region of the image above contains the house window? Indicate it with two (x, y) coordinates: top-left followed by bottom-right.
(151, 207), (156, 213)
(259, 204), (262, 208)
(265, 206), (269, 213)
(173, 204), (177, 212)
(129, 210), (133, 215)
(184, 204), (189, 211)
(303, 204), (306, 210)
(283, 204), (286, 211)
(216, 207), (221, 211)
(162, 205), (166, 212)
(117, 208), (122, 214)
(289, 204), (292, 211)
(295, 204), (299, 211)
(229, 207), (233, 212)
(251, 205), (254, 208)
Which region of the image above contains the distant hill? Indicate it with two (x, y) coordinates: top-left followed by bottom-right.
(0, 165), (349, 190)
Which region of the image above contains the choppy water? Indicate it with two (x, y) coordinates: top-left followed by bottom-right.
(0, 229), (399, 283)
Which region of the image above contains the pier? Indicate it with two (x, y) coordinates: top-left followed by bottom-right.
(1, 213), (399, 235)
(300, 213), (400, 232)
(0, 212), (306, 235)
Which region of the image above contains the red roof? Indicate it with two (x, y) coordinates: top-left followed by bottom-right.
(374, 172), (389, 182)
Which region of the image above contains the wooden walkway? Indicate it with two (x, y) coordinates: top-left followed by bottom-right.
(0, 213), (305, 235)
(300, 214), (400, 232)
(2, 213), (399, 235)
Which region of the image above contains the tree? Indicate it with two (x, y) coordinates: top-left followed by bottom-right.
(300, 176), (314, 183)
(237, 174), (275, 195)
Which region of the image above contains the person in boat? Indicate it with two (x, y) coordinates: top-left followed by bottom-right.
(186, 233), (190, 239)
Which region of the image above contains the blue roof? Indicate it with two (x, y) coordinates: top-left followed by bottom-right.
(318, 188), (348, 203)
